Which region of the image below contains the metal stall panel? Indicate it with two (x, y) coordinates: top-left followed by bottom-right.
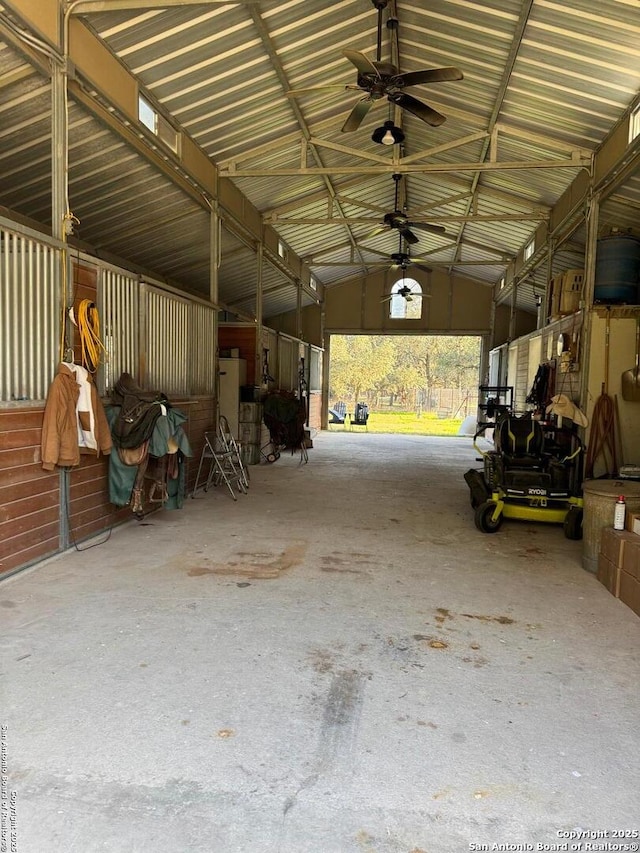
(98, 267), (140, 394)
(277, 335), (296, 391)
(0, 225), (59, 402)
(507, 344), (519, 408)
(261, 327), (278, 388)
(190, 301), (216, 395)
(309, 345), (322, 393)
(144, 287), (189, 395)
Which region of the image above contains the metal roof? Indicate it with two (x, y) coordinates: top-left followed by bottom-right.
(1, 0), (639, 320)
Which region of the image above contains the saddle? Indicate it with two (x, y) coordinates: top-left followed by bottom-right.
(111, 372), (169, 450)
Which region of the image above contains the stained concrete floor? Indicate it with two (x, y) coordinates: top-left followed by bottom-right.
(2, 432), (639, 853)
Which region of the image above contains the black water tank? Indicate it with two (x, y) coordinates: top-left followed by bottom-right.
(594, 234), (640, 303)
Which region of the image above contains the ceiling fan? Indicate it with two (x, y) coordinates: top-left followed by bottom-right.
(376, 233), (434, 286)
(388, 247), (432, 275)
(286, 0), (463, 133)
(366, 173), (446, 245)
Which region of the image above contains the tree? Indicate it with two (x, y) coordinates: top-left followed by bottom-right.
(329, 336), (395, 403)
(329, 334), (480, 408)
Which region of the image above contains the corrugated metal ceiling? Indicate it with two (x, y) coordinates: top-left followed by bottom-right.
(1, 0), (639, 320)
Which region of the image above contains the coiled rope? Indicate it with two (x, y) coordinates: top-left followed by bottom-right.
(75, 299), (107, 373)
(584, 388), (617, 479)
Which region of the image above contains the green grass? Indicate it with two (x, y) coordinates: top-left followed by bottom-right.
(330, 410), (465, 436)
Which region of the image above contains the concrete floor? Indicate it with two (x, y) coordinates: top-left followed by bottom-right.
(2, 432), (639, 853)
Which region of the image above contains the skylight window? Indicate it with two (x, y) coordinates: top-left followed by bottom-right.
(524, 239), (535, 261)
(138, 94), (178, 153)
(138, 95), (156, 133)
(630, 103), (640, 143)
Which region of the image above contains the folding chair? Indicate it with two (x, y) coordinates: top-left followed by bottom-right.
(191, 428), (247, 501)
(218, 415), (250, 491)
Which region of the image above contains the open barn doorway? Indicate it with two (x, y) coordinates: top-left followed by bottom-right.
(328, 334), (482, 436)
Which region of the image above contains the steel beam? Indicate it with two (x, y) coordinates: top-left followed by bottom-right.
(220, 158), (590, 178)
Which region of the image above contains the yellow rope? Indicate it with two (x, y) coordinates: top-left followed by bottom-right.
(76, 299), (107, 373)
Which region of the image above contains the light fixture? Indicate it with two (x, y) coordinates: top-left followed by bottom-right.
(372, 120), (405, 146)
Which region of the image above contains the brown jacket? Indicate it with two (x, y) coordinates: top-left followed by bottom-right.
(41, 363), (112, 471)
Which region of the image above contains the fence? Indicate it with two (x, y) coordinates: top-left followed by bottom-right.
(337, 389), (479, 419)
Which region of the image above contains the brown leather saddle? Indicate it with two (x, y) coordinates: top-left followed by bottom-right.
(111, 372), (168, 449)
(111, 372), (171, 517)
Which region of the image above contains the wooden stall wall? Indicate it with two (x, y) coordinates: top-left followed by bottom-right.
(181, 397), (216, 494)
(0, 406), (60, 575)
(67, 457), (130, 547)
(218, 324), (257, 386)
(64, 262), (132, 543)
(308, 392), (322, 431)
(1, 248), (218, 577)
(0, 395), (216, 578)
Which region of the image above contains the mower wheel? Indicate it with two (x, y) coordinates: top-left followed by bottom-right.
(474, 500), (503, 533)
(563, 507), (583, 540)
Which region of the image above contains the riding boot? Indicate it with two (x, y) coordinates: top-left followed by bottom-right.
(131, 487), (144, 519)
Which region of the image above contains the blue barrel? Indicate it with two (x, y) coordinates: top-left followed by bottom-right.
(594, 234), (640, 303)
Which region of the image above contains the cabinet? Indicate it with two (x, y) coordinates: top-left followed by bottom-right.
(218, 358), (246, 439)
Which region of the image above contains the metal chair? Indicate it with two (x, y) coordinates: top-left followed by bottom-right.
(191, 426), (247, 501)
(218, 415), (250, 491)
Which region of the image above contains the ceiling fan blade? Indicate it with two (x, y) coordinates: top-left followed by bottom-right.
(413, 262), (434, 273)
(409, 221), (447, 235)
(396, 67), (464, 87)
(341, 97), (374, 132)
(286, 85), (360, 97)
(389, 92), (447, 126)
(361, 224), (389, 241)
(343, 49), (380, 78)
(398, 225), (420, 245)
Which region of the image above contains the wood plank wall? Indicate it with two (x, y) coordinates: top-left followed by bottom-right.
(0, 396), (216, 578)
(71, 262), (100, 366)
(0, 406), (60, 575)
(179, 398), (216, 494)
(1, 255), (224, 577)
(67, 456), (129, 546)
(218, 326), (257, 385)
(308, 392), (321, 431)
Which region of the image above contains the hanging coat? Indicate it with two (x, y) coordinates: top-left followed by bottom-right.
(41, 363), (112, 471)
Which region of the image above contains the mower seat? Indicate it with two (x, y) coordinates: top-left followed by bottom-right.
(496, 415), (545, 468)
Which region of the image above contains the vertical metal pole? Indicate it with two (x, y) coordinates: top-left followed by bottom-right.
(52, 59), (70, 548)
(255, 240), (263, 393)
(59, 468), (70, 551)
(545, 236), (555, 326)
(138, 278), (148, 385)
(579, 189), (601, 410)
(51, 62), (67, 242)
(509, 278), (518, 342)
(582, 191), (600, 310)
(209, 200), (220, 422)
(321, 334), (331, 431)
(210, 199), (220, 307)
